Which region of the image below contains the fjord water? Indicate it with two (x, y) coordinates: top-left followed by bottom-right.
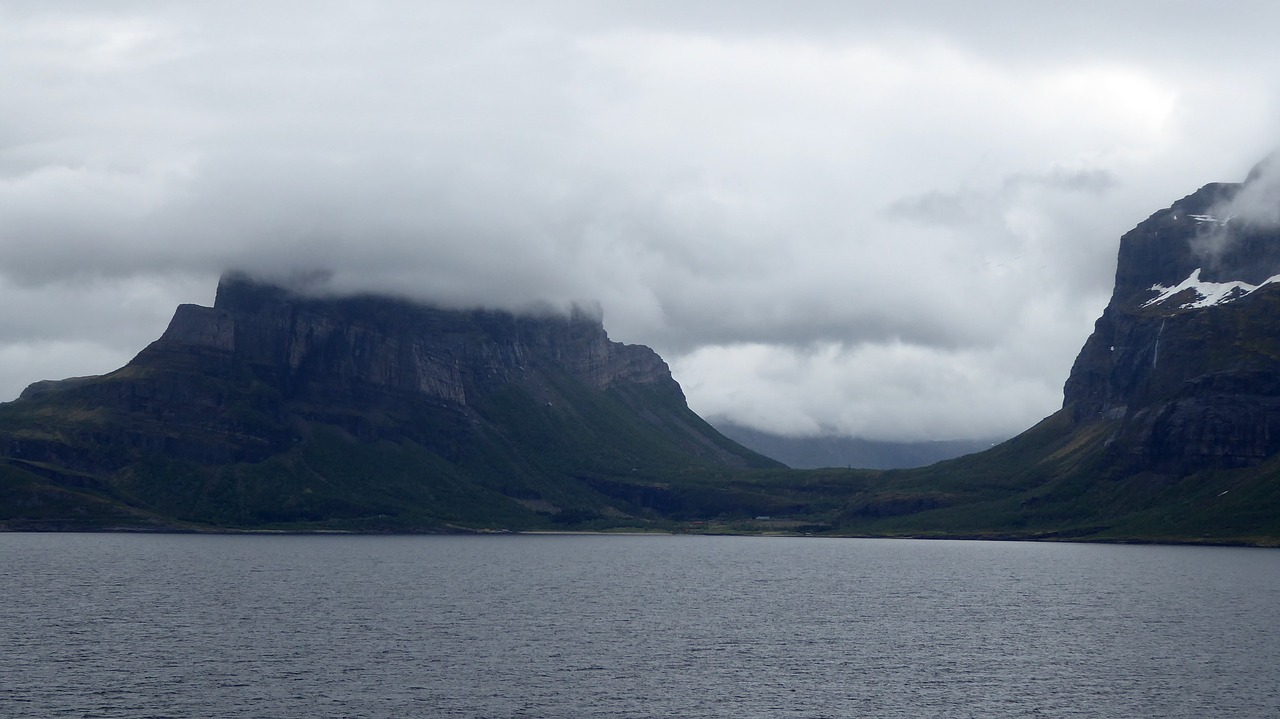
(3, 534), (1278, 718)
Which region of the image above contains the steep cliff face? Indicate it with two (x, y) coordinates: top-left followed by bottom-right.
(811, 172), (1280, 544)
(160, 273), (678, 409)
(1063, 164), (1280, 471)
(0, 273), (778, 529)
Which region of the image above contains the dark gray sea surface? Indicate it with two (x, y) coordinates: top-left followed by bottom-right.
(2, 534), (1278, 719)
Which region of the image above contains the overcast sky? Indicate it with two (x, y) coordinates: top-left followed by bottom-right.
(2, 1), (1278, 441)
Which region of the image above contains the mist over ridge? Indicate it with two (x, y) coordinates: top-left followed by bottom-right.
(4, 1), (1280, 442)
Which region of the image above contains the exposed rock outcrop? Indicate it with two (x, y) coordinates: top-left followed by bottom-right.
(160, 272), (678, 408)
(0, 273), (778, 529)
(1063, 162), (1280, 471)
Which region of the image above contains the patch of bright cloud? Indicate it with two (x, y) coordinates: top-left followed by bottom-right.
(673, 339), (1064, 442)
(0, 2), (1278, 441)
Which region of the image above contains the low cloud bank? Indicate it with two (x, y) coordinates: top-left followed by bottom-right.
(2, 2), (1279, 439)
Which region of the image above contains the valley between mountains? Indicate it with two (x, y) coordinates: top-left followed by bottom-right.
(6, 164), (1280, 545)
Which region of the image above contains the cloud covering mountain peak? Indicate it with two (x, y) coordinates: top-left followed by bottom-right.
(2, 1), (1280, 441)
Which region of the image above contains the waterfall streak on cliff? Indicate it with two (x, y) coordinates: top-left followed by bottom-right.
(1152, 319), (1165, 368)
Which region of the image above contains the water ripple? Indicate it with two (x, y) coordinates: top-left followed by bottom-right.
(2, 534), (1279, 718)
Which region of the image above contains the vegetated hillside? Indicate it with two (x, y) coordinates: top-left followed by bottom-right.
(0, 272), (780, 532)
(822, 162), (1280, 545)
(7, 163), (1280, 544)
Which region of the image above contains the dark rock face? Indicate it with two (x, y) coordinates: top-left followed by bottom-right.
(0, 273), (776, 528)
(170, 273), (678, 407)
(1063, 164), (1280, 471)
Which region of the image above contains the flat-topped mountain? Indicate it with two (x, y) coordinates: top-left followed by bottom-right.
(0, 273), (779, 530)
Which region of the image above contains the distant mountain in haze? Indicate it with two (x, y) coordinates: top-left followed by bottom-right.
(709, 420), (998, 469)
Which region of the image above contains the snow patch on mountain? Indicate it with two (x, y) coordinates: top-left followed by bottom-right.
(1143, 268), (1280, 309)
(1188, 213), (1236, 226)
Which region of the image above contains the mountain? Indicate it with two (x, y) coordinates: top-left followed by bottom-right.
(0, 272), (780, 531)
(710, 419), (998, 469)
(825, 160), (1280, 544)
(1062, 172), (1280, 471)
(7, 163), (1280, 543)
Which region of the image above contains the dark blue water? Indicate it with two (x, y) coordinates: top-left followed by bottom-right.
(2, 533), (1278, 718)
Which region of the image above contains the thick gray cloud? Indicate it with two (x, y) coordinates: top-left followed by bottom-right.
(2, 1), (1279, 440)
